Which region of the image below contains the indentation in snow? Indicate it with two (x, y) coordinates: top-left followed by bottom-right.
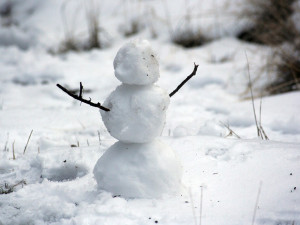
(42, 163), (88, 182)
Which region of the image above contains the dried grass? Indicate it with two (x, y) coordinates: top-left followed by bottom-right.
(267, 40), (300, 94)
(238, 0), (300, 95)
(57, 0), (109, 53)
(84, 0), (101, 49)
(123, 19), (144, 37)
(0, 180), (26, 195)
(0, 0), (14, 26)
(162, 0), (209, 48)
(172, 27), (208, 48)
(238, 0), (299, 46)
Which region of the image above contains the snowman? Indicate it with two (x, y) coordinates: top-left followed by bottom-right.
(57, 40), (198, 198)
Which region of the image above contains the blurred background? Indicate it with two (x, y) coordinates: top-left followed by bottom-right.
(0, 0), (299, 96)
(1, 0), (300, 149)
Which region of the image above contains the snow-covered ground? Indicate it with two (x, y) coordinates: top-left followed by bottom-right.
(0, 0), (300, 224)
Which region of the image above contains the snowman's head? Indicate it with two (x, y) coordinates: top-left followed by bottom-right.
(113, 40), (160, 85)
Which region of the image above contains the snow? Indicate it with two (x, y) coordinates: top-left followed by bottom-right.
(93, 140), (182, 198)
(1, 0), (300, 224)
(113, 40), (160, 85)
(0, 25), (35, 50)
(101, 84), (170, 143)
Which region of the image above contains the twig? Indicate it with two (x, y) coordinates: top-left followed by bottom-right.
(3, 132), (9, 152)
(245, 53), (269, 140)
(245, 52), (261, 138)
(220, 122), (241, 139)
(79, 82), (83, 98)
(12, 140), (15, 160)
(0, 180), (26, 194)
(259, 97), (269, 140)
(199, 186), (203, 225)
(189, 188), (198, 225)
(169, 63), (199, 97)
(12, 180), (26, 188)
(23, 130), (33, 155)
(78, 120), (86, 129)
(260, 125), (269, 140)
(266, 80), (297, 93)
(259, 97), (262, 126)
(57, 83), (110, 111)
(251, 181), (263, 225)
(97, 130), (101, 145)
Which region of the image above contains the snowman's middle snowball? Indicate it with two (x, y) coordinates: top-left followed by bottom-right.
(101, 84), (170, 143)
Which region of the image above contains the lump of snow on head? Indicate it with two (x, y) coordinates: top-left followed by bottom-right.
(113, 40), (160, 85)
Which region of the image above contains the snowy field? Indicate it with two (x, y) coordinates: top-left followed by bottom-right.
(1, 0), (300, 224)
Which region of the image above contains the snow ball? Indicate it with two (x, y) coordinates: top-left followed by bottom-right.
(101, 84), (170, 143)
(113, 40), (160, 85)
(93, 140), (182, 198)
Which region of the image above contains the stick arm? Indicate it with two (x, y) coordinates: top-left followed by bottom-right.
(169, 63), (199, 97)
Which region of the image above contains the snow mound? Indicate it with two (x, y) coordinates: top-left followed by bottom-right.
(101, 84), (170, 143)
(93, 140), (182, 198)
(113, 40), (160, 85)
(0, 26), (35, 50)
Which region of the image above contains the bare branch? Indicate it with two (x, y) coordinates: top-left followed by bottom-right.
(169, 63), (199, 97)
(57, 83), (110, 111)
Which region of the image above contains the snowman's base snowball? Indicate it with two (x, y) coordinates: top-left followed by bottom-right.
(93, 140), (182, 198)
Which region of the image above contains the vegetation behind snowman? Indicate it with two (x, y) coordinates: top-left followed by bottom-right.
(57, 40), (198, 198)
